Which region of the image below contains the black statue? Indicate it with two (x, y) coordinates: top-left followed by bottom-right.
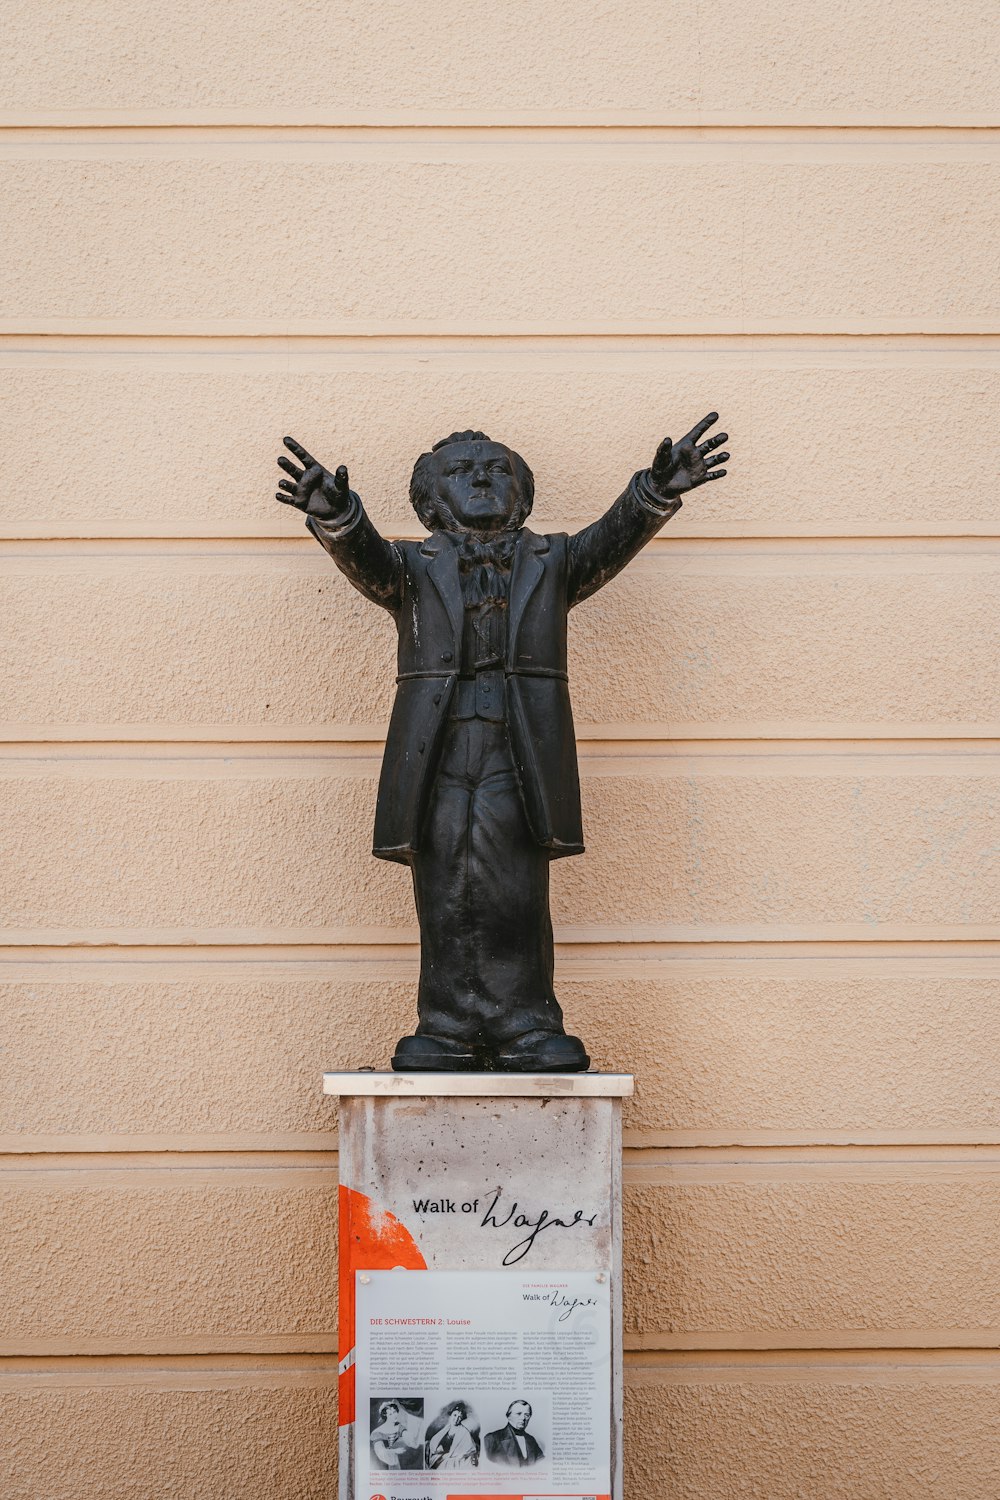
(275, 417), (730, 1072)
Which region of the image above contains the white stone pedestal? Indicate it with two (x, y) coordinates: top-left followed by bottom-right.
(324, 1071), (632, 1500)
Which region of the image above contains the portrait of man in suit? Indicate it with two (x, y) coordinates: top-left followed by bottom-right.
(275, 416), (730, 1072)
(484, 1399), (543, 1467)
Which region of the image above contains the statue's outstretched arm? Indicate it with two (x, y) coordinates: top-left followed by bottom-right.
(567, 412), (729, 606)
(276, 435), (402, 611)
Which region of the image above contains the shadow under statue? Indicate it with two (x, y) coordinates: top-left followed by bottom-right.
(275, 417), (731, 1071)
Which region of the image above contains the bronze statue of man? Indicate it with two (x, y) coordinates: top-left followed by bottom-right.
(276, 417), (730, 1072)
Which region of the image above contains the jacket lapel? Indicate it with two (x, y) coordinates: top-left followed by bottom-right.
(422, 530), (548, 662)
(421, 535), (465, 652)
(508, 530), (548, 655)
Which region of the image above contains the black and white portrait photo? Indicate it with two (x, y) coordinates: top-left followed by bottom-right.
(369, 1397), (424, 1470)
(483, 1397), (545, 1467)
(424, 1399), (481, 1470)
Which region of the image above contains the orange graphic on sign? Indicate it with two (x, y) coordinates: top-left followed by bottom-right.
(338, 1184), (426, 1425)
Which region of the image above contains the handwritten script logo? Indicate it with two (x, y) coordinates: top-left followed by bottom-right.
(480, 1188), (600, 1265)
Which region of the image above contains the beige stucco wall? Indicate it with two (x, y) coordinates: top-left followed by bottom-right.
(3, 3), (1000, 1496)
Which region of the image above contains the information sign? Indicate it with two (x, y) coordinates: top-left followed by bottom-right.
(355, 1270), (611, 1500)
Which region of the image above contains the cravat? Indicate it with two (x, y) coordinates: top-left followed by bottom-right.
(455, 532), (516, 671)
(456, 532), (516, 606)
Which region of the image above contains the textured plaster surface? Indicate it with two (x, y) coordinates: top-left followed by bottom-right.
(625, 1377), (1000, 1499)
(3, 551), (999, 730)
(3, 354), (1000, 533)
(0, 1382), (338, 1500)
(2, 973), (999, 1143)
(6, 0), (999, 119)
(2, 153), (998, 330)
(3, 762), (998, 932)
(1, 1373), (997, 1500)
(623, 1176), (1000, 1335)
(3, 1163), (998, 1349)
(0, 1168), (337, 1350)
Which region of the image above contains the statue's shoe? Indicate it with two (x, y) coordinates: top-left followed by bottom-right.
(391, 1033), (483, 1072)
(495, 1030), (591, 1073)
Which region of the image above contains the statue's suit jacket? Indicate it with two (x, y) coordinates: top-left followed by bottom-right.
(307, 471), (680, 864)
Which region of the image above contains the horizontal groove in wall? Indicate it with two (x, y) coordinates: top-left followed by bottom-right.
(2, 929), (999, 951)
(0, 746), (997, 778)
(7, 947), (1000, 967)
(5, 729), (1000, 747)
(3, 731), (1000, 749)
(1, 1344), (995, 1368)
(9, 318), (1000, 337)
(0, 1161), (336, 1185)
(0, 1134), (343, 1155)
(8, 1130), (1000, 1155)
(2, 133), (998, 160)
(624, 1348), (1000, 1381)
(2, 117), (1000, 133)
(5, 1143), (1000, 1167)
(0, 738), (995, 762)
(0, 1352), (339, 1386)
(6, 1148), (1000, 1176)
(0, 1366), (337, 1390)
(0, 1348), (997, 1388)
(626, 1330), (1000, 1353)
(623, 1128), (1000, 1149)
(4, 332), (1000, 354)
(4, 522), (999, 542)
(623, 1158), (1000, 1184)
(628, 1144), (1000, 1164)
(2, 539), (995, 568)
(3, 527), (999, 545)
(0, 1152), (337, 1172)
(1, 948), (998, 974)
(0, 1335), (340, 1358)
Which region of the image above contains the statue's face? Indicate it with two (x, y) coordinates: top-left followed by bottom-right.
(428, 440), (522, 531)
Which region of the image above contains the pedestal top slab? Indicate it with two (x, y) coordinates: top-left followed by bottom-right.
(323, 1070), (634, 1098)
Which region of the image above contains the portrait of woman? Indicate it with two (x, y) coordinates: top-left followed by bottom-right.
(424, 1400), (481, 1470)
(369, 1398), (424, 1470)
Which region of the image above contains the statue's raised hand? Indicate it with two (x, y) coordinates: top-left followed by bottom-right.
(276, 436), (353, 522)
(649, 412), (729, 499)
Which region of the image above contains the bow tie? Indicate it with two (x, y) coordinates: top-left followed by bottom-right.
(456, 533), (517, 573)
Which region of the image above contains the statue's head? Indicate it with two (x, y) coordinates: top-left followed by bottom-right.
(410, 430), (534, 534)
